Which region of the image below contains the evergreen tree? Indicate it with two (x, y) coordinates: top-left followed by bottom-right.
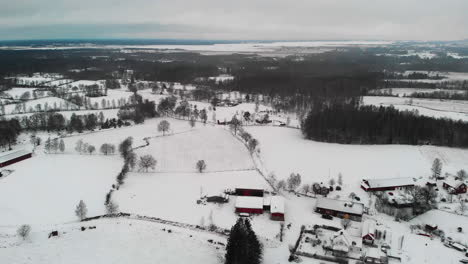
(225, 218), (262, 264)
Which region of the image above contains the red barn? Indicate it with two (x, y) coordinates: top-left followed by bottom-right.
(235, 187), (264, 197)
(361, 177), (414, 192)
(443, 178), (467, 194)
(235, 196), (263, 214)
(0, 149), (32, 168)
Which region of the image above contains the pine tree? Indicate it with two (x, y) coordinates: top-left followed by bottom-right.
(225, 218), (262, 264)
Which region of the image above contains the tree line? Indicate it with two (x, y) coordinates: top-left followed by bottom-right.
(301, 100), (468, 147)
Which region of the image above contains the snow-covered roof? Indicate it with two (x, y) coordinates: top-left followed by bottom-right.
(444, 177), (465, 188)
(365, 247), (384, 259)
(331, 229), (360, 252)
(316, 197), (364, 216)
(263, 196), (271, 206)
(364, 177), (414, 188)
(235, 196), (264, 209)
(362, 220), (376, 239)
(0, 149), (32, 164)
(270, 196), (285, 214)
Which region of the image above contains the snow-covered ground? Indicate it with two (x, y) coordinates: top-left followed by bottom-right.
(369, 88), (467, 97)
(3, 97), (79, 114)
(362, 96), (468, 121)
(246, 126), (468, 185)
(0, 218), (225, 264)
(2, 87), (38, 99)
(0, 151), (121, 225)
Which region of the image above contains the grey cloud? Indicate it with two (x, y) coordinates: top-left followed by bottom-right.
(0, 0), (467, 40)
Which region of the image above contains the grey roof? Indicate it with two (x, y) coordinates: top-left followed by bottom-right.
(316, 197), (364, 215)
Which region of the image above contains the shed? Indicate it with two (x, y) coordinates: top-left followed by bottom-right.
(235, 187), (264, 197)
(0, 149), (32, 168)
(362, 219), (376, 244)
(235, 196), (263, 214)
(270, 196), (285, 221)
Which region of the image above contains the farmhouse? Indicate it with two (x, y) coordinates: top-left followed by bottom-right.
(327, 229), (362, 257)
(0, 149), (32, 168)
(362, 219), (376, 245)
(443, 177), (467, 194)
(235, 196), (263, 214)
(235, 187), (264, 197)
(315, 198), (364, 222)
(270, 196), (285, 221)
(361, 177), (414, 192)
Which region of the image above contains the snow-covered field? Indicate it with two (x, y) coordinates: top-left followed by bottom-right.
(0, 218), (225, 264)
(369, 88), (467, 97)
(246, 126), (468, 185)
(2, 87), (38, 98)
(363, 96), (468, 121)
(0, 152), (121, 225)
(3, 97), (79, 114)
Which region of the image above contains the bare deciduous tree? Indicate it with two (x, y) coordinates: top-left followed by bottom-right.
(106, 199), (119, 214)
(341, 217), (351, 230)
(17, 224), (31, 240)
(138, 155), (157, 172)
(75, 200), (88, 220)
(196, 160), (207, 173)
(158, 120), (170, 136)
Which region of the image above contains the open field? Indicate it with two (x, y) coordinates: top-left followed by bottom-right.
(0, 218), (225, 264)
(0, 152), (120, 225)
(362, 96), (468, 121)
(247, 126), (468, 184)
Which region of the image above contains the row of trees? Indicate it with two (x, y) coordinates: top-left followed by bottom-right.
(0, 119), (21, 150)
(302, 101), (468, 147)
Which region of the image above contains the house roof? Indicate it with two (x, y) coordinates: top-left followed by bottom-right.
(316, 197), (364, 216)
(364, 177), (414, 189)
(444, 177), (465, 188)
(270, 196), (285, 214)
(235, 196), (264, 209)
(362, 220), (376, 239)
(0, 149), (32, 164)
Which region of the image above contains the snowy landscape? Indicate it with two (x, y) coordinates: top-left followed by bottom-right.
(1, 12), (468, 262)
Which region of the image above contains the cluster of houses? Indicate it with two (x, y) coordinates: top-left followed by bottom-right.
(299, 218), (390, 264)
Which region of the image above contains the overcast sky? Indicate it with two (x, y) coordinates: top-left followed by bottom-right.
(1, 0), (467, 41)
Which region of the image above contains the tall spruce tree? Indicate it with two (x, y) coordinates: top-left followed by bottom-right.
(225, 218), (262, 264)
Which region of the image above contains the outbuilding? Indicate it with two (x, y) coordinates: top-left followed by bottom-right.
(316, 197), (364, 222)
(361, 177), (414, 192)
(235, 196), (264, 214)
(235, 187), (264, 197)
(270, 196), (285, 221)
(0, 149), (32, 168)
(362, 219), (376, 244)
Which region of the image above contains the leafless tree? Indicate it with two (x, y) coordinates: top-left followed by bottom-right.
(75, 200), (88, 220)
(17, 224), (31, 240)
(138, 155), (157, 172)
(196, 160), (207, 173)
